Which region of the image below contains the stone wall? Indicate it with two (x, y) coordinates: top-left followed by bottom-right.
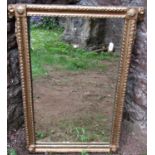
(7, 1), (22, 130)
(7, 0), (147, 139)
(122, 0), (147, 135)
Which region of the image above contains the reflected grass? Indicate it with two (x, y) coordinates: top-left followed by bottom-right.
(30, 27), (119, 78)
(35, 131), (47, 140)
(55, 113), (110, 142)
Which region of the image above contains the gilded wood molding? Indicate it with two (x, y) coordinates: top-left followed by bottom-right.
(8, 4), (144, 153)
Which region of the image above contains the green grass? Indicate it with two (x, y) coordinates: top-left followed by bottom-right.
(80, 150), (89, 155)
(7, 148), (17, 155)
(74, 127), (89, 142)
(57, 113), (110, 142)
(35, 131), (47, 140)
(30, 27), (119, 78)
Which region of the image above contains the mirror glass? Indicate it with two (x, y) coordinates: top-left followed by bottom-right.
(29, 16), (124, 143)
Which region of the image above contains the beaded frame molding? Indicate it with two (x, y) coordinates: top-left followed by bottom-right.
(8, 4), (144, 153)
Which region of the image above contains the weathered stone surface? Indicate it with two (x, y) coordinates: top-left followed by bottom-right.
(63, 18), (123, 51)
(62, 18), (106, 50)
(102, 19), (124, 52)
(78, 0), (121, 6)
(7, 0), (79, 4)
(119, 120), (147, 155)
(122, 0), (147, 135)
(7, 33), (17, 50)
(7, 48), (23, 130)
(8, 1), (20, 131)
(34, 0), (79, 4)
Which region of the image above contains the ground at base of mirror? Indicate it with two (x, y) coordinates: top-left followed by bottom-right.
(7, 120), (147, 155)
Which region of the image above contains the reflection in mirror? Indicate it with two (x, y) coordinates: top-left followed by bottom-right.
(29, 16), (124, 143)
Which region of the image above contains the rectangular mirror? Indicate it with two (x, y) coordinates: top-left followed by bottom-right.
(8, 4), (144, 153)
(30, 16), (123, 144)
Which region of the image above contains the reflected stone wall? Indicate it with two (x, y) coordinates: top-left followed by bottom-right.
(62, 0), (124, 51)
(62, 18), (106, 50)
(62, 17), (124, 51)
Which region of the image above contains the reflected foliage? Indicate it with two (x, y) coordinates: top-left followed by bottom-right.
(30, 27), (119, 78)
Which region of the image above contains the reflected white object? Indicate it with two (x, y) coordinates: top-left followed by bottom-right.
(73, 44), (79, 48)
(108, 42), (114, 52)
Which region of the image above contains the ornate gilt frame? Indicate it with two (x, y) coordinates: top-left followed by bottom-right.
(8, 4), (144, 153)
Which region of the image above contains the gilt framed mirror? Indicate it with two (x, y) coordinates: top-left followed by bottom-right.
(8, 4), (144, 154)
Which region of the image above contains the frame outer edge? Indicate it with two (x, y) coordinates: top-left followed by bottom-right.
(8, 4), (144, 153)
(15, 4), (35, 150)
